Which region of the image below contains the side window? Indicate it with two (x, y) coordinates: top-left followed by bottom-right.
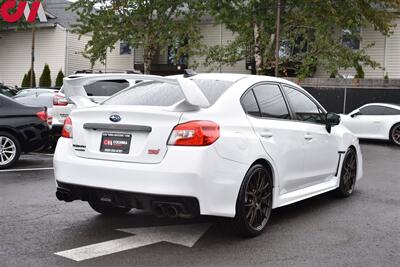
(359, 106), (386, 115)
(384, 107), (400, 115)
(252, 84), (291, 119)
(283, 85), (325, 124)
(241, 90), (261, 117)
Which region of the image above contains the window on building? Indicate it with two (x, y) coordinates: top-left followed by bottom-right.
(120, 42), (132, 55)
(342, 29), (360, 50)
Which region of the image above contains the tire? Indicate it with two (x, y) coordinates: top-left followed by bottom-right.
(89, 201), (131, 216)
(335, 148), (357, 198)
(228, 164), (273, 237)
(389, 123), (400, 146)
(0, 131), (21, 170)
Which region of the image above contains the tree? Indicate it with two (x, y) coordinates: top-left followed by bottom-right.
(21, 73), (29, 88)
(55, 70), (65, 88)
(206, 0), (400, 78)
(39, 64), (51, 87)
(26, 68), (36, 88)
(68, 0), (206, 74)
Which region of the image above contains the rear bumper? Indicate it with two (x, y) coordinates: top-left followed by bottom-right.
(54, 138), (248, 217)
(56, 181), (200, 217)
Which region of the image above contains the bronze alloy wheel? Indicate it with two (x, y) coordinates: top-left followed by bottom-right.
(244, 168), (273, 231)
(230, 164), (273, 237)
(336, 148), (357, 197)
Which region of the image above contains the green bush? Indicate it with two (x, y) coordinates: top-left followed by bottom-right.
(55, 70), (65, 88)
(26, 68), (36, 87)
(384, 72), (389, 80)
(21, 73), (29, 88)
(39, 64), (51, 87)
(354, 64), (365, 79)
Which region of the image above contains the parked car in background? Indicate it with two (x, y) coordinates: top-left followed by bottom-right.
(0, 95), (51, 169)
(13, 90), (57, 146)
(52, 73), (140, 136)
(54, 73), (363, 237)
(341, 103), (400, 146)
(0, 85), (17, 97)
(14, 88), (58, 98)
(13, 89), (57, 110)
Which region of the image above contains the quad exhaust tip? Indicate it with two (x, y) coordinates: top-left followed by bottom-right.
(56, 190), (73, 202)
(153, 203), (184, 218)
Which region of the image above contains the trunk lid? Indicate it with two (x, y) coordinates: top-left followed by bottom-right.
(70, 105), (182, 164)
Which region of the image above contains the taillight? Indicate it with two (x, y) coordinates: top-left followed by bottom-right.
(61, 117), (73, 138)
(168, 121), (220, 146)
(36, 111), (48, 122)
(53, 95), (68, 106)
(36, 111), (52, 126)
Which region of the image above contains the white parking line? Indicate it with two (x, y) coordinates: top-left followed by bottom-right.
(0, 167), (54, 173)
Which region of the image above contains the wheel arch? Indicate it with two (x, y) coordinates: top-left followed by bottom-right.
(250, 158), (275, 188)
(247, 158), (279, 208)
(0, 127), (22, 143)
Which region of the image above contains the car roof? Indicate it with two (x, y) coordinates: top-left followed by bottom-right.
(361, 103), (400, 110)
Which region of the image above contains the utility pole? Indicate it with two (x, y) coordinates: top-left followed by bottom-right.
(274, 0), (281, 77)
(30, 25), (36, 87)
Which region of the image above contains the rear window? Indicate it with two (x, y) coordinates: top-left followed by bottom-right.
(103, 79), (233, 107)
(84, 80), (130, 96)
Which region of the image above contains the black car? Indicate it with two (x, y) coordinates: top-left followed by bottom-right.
(0, 95), (51, 169)
(0, 85), (17, 97)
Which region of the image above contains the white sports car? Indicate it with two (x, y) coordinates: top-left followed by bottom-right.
(340, 103), (400, 146)
(54, 73), (363, 237)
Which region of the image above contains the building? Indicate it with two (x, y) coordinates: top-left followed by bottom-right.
(0, 0), (104, 87)
(0, 0), (399, 87)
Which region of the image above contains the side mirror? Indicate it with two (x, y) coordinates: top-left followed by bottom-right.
(350, 112), (361, 118)
(326, 112), (341, 133)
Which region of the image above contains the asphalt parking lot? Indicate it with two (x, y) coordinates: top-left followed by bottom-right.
(0, 142), (399, 267)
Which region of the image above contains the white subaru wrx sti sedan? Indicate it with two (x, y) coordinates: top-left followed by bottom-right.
(54, 73), (363, 237)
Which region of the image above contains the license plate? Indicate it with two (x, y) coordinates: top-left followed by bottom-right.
(100, 133), (131, 154)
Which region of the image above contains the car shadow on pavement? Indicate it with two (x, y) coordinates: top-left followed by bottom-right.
(59, 190), (357, 241)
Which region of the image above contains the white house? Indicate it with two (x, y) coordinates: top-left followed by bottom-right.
(0, 0), (106, 87)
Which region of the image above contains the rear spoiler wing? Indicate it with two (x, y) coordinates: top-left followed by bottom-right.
(62, 74), (210, 109)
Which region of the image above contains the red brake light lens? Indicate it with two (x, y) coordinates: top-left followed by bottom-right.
(36, 111), (48, 122)
(53, 95), (68, 106)
(168, 121), (220, 146)
(61, 117), (73, 138)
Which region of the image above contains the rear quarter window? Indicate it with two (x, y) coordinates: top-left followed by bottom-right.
(384, 107), (400, 115)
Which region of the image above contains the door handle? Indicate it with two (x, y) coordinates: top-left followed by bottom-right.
(304, 134), (313, 140)
(260, 131), (273, 138)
